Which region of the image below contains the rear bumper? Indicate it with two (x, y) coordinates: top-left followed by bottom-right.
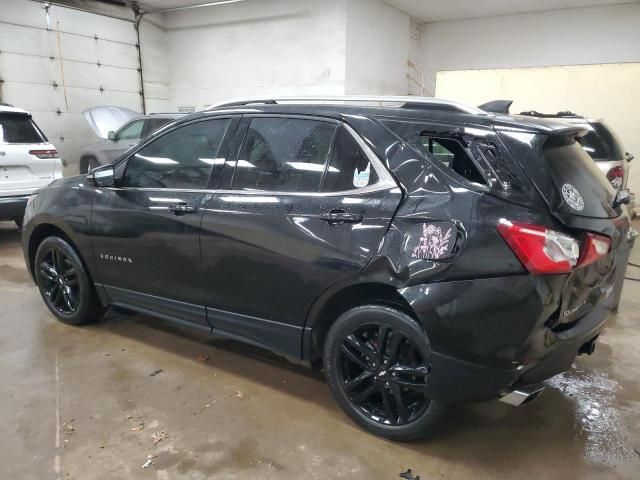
(399, 275), (610, 402)
(0, 195), (29, 220)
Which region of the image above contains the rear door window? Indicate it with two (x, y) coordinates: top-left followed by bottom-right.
(323, 127), (379, 191)
(145, 118), (174, 137)
(0, 114), (45, 144)
(232, 117), (337, 192)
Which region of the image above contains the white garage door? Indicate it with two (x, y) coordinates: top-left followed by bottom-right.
(435, 64), (640, 193)
(0, 0), (141, 174)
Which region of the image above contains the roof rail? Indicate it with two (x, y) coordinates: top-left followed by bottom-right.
(519, 110), (583, 119)
(208, 95), (486, 115)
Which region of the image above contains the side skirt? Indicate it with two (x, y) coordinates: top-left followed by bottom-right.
(98, 284), (304, 359)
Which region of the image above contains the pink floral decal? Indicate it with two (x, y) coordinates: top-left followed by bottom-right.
(412, 223), (453, 260)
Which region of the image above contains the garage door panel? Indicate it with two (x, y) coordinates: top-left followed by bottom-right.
(0, 52), (58, 84)
(0, 23), (52, 57)
(49, 5), (136, 44)
(0, 0), (51, 29)
(57, 34), (138, 69)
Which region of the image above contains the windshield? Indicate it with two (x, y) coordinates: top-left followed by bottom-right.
(578, 121), (625, 161)
(0, 113), (46, 144)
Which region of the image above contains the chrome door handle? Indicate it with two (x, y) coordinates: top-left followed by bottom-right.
(168, 203), (198, 215)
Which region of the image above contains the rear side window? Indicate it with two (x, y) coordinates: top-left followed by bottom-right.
(123, 118), (231, 189)
(383, 120), (486, 185)
(323, 127), (379, 191)
(0, 114), (45, 144)
(232, 117), (337, 192)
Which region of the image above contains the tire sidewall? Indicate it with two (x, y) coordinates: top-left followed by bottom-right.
(34, 236), (96, 325)
(323, 305), (444, 441)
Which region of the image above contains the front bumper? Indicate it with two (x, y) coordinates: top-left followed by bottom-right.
(0, 195), (29, 221)
(399, 275), (610, 402)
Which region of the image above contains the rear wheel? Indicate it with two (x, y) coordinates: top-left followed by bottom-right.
(34, 236), (105, 325)
(323, 305), (445, 441)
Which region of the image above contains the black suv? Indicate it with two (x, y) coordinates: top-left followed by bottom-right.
(22, 96), (634, 440)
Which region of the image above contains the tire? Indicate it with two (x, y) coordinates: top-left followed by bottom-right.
(34, 236), (105, 325)
(323, 305), (445, 441)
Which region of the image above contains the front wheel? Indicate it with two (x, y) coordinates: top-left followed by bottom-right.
(323, 305), (445, 441)
(34, 236), (105, 325)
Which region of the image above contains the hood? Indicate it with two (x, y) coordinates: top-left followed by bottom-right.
(82, 106), (139, 138)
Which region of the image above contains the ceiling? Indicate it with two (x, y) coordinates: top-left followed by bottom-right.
(126, 0), (639, 19)
(384, 0), (640, 22)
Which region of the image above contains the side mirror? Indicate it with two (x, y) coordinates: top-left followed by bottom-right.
(108, 131), (117, 141)
(625, 152), (634, 163)
(91, 165), (115, 188)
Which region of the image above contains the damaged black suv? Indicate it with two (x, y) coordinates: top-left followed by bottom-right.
(22, 96), (634, 440)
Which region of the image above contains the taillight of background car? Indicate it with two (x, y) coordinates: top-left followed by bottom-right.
(497, 220), (610, 275)
(606, 166), (624, 189)
(29, 149), (59, 159)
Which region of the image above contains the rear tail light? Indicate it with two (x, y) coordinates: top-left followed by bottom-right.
(579, 233), (611, 267)
(606, 166), (624, 189)
(29, 149), (59, 159)
(497, 220), (579, 274)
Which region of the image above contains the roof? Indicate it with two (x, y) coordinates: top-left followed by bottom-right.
(0, 104), (30, 115)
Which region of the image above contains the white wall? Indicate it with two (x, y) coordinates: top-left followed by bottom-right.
(345, 0), (411, 95)
(422, 3), (640, 87)
(164, 0), (348, 110)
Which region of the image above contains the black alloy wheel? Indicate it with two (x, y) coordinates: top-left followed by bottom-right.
(38, 247), (80, 315)
(34, 236), (105, 325)
(339, 324), (430, 426)
(324, 305), (445, 441)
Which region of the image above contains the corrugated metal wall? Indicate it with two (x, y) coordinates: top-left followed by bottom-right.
(0, 0), (142, 174)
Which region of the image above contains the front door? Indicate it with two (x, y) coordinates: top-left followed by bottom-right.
(90, 116), (238, 325)
(200, 115), (400, 356)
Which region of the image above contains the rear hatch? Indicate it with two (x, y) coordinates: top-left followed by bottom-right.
(0, 111), (60, 196)
(495, 116), (632, 326)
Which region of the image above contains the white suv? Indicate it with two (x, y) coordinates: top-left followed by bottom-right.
(0, 105), (62, 228)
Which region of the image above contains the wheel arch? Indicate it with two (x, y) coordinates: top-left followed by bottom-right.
(302, 282), (419, 363)
(79, 154), (99, 174)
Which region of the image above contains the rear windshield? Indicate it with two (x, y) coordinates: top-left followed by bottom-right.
(0, 113), (46, 144)
(578, 121), (624, 161)
(543, 135), (616, 217)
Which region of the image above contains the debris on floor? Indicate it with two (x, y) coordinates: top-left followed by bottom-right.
(235, 391), (244, 399)
(149, 369), (163, 377)
(399, 468), (420, 480)
(141, 454), (157, 469)
(130, 417), (145, 431)
(196, 355), (209, 362)
(151, 431), (168, 445)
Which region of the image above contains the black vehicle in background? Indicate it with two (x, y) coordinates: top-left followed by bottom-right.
(22, 96), (634, 440)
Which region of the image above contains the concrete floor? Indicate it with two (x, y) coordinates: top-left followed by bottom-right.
(1, 222), (639, 480)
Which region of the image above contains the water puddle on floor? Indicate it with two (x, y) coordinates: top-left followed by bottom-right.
(548, 365), (633, 465)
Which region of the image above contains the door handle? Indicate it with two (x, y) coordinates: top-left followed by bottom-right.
(319, 209), (363, 225)
(168, 203), (199, 215)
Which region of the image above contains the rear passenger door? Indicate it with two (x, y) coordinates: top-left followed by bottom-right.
(199, 115), (401, 357)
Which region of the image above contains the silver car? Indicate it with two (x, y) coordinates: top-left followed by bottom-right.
(79, 107), (184, 173)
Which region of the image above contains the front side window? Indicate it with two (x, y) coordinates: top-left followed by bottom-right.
(323, 127), (379, 192)
(123, 118), (231, 189)
(232, 117), (337, 192)
(117, 120), (145, 140)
